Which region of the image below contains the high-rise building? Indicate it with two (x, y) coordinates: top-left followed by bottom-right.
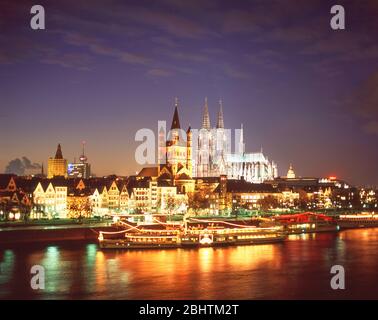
(47, 144), (68, 178)
(68, 142), (91, 179)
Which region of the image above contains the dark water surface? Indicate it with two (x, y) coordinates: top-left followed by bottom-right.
(1, 228), (378, 299)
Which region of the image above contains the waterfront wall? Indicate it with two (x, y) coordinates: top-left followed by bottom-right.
(0, 226), (115, 245)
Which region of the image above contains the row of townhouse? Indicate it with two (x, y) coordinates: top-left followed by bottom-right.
(0, 174), (32, 220)
(0, 174), (187, 219)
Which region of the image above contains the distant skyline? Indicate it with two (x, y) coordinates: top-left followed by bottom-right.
(1, 0), (378, 186)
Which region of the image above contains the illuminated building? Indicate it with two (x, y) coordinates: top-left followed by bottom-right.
(139, 99), (195, 195)
(47, 144), (68, 178)
(158, 99), (194, 189)
(127, 177), (187, 214)
(32, 179), (67, 218)
(195, 98), (278, 183)
(67, 184), (92, 218)
(0, 174), (31, 220)
(287, 164), (296, 179)
(68, 142), (91, 179)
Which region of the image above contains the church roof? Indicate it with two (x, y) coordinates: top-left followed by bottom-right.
(138, 167), (159, 177)
(55, 144), (64, 159)
(176, 173), (191, 180)
(158, 172), (172, 180)
(214, 179), (278, 193)
(171, 104), (181, 129)
(14, 177), (41, 193)
(0, 174), (16, 189)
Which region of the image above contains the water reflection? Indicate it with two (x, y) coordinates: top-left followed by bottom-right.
(1, 228), (378, 299)
(0, 250), (15, 290)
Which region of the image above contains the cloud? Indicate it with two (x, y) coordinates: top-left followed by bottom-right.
(346, 70), (378, 135)
(363, 121), (378, 135)
(39, 49), (93, 70)
(5, 157), (42, 176)
(244, 50), (287, 72)
(160, 49), (209, 63)
(222, 64), (250, 79)
(63, 32), (151, 66)
(151, 36), (180, 48)
(123, 7), (215, 39)
(147, 68), (174, 77)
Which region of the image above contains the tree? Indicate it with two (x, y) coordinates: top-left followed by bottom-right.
(257, 196), (279, 211)
(67, 197), (92, 220)
(165, 195), (177, 215)
(187, 192), (209, 215)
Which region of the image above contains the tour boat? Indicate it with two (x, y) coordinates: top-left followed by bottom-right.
(337, 213), (378, 229)
(98, 219), (286, 249)
(273, 212), (339, 234)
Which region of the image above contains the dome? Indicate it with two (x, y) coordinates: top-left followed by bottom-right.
(287, 164), (296, 179)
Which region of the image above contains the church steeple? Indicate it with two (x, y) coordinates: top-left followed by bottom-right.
(216, 99), (224, 129)
(202, 97), (211, 130)
(238, 124), (245, 154)
(170, 97), (181, 130)
(55, 144), (63, 159)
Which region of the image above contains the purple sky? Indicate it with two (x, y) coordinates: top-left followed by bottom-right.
(0, 0), (377, 186)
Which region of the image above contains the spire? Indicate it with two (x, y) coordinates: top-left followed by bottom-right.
(238, 124), (245, 154)
(80, 141), (87, 163)
(216, 99), (224, 129)
(55, 144), (63, 159)
(170, 97), (181, 129)
(41, 163), (44, 176)
(202, 97), (211, 130)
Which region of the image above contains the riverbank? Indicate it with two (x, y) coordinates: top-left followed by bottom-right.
(0, 224), (117, 245)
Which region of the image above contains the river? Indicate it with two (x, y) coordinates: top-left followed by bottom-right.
(1, 228), (378, 299)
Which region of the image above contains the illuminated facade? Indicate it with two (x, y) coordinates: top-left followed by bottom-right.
(155, 99), (195, 193)
(195, 99), (278, 183)
(287, 164), (296, 179)
(32, 180), (67, 218)
(47, 144), (68, 178)
(68, 142), (91, 179)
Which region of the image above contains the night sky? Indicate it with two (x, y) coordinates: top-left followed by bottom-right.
(0, 0), (377, 186)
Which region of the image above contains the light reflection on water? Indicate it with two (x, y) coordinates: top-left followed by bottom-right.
(1, 228), (378, 299)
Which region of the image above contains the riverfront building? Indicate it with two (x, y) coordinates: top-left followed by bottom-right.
(47, 144), (68, 178)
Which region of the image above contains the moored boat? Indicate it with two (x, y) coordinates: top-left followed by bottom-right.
(273, 212), (338, 234)
(98, 219), (285, 249)
(337, 213), (378, 229)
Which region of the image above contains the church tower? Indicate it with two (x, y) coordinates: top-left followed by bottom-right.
(165, 98), (188, 177)
(186, 126), (193, 176)
(197, 97), (213, 177)
(238, 124), (245, 155)
(47, 143), (68, 178)
(213, 99), (227, 175)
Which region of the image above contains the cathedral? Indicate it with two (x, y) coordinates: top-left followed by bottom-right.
(195, 98), (278, 183)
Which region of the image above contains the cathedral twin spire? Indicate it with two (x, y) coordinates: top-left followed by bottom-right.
(202, 97), (211, 130)
(171, 97), (225, 131)
(202, 97), (224, 130)
(217, 99), (224, 129)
